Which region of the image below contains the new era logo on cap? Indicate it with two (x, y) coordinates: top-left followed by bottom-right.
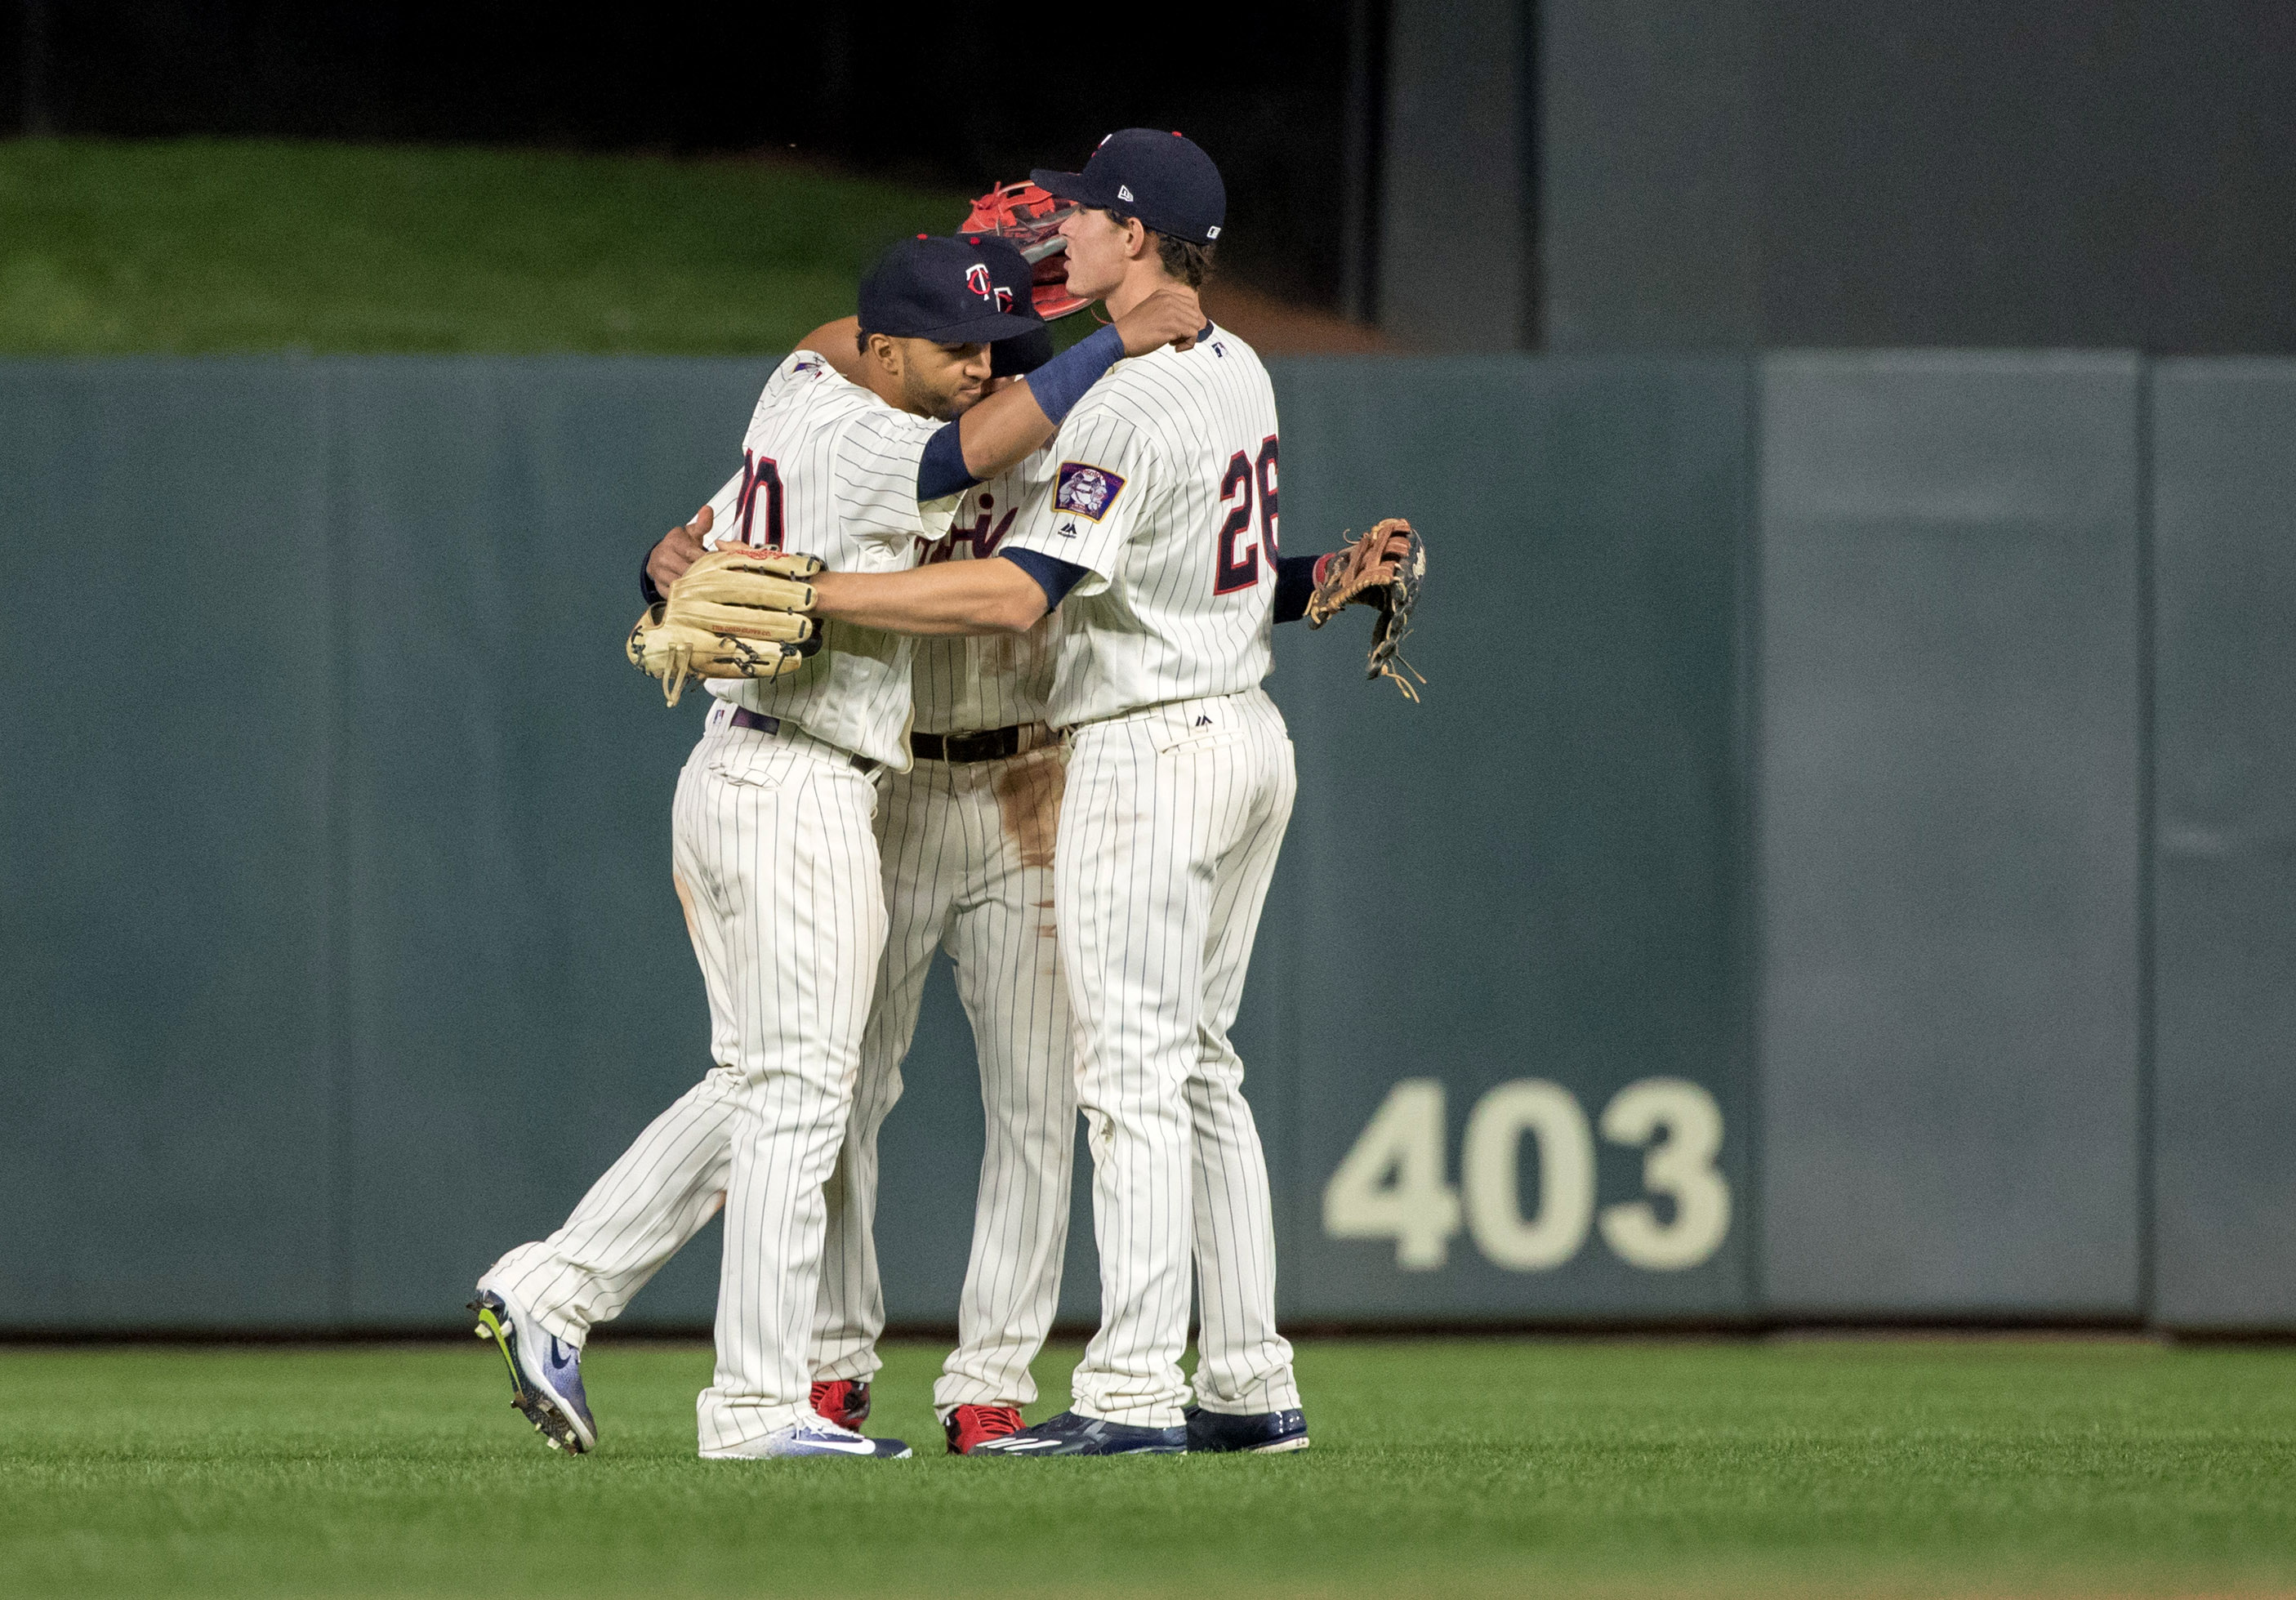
(1117, 185), (1135, 203)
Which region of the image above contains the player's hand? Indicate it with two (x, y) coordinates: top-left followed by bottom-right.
(648, 506), (712, 593)
(1112, 285), (1204, 357)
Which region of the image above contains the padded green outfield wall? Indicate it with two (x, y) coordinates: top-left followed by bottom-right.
(1, 353), (2288, 1331)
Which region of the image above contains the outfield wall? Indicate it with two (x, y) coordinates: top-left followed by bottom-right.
(1, 353), (2287, 1334)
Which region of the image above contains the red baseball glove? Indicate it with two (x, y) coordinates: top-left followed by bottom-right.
(960, 181), (1089, 319)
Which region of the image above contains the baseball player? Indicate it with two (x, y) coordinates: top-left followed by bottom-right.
(763, 225), (1402, 1455)
(469, 234), (1202, 1460)
(770, 235), (1086, 1456)
(800, 131), (1411, 1455)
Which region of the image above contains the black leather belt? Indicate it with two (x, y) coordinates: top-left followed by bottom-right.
(912, 724), (1037, 764)
(729, 706), (877, 773)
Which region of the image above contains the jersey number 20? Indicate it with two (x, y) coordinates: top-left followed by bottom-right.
(736, 450), (785, 550)
(1214, 435), (1280, 594)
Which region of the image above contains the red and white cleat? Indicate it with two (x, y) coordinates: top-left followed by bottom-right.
(943, 1404), (1026, 1455)
(809, 1379), (871, 1431)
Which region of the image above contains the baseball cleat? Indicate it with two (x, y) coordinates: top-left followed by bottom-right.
(701, 1419), (912, 1460)
(943, 1403), (1025, 1454)
(809, 1379), (871, 1431)
(968, 1410), (1185, 1456)
(469, 1286), (597, 1454)
(1184, 1405), (1310, 1454)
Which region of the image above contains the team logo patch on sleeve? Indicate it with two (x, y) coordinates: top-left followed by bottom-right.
(1054, 462), (1126, 520)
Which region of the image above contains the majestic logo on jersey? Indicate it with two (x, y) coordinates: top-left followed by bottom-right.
(965, 262), (994, 302)
(1055, 462), (1126, 520)
(791, 357), (824, 377)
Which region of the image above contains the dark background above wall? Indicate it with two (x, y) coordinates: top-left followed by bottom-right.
(0, 0), (1372, 310)
(10, 2), (2294, 350)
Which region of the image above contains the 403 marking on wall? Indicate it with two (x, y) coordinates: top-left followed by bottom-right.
(1322, 1078), (1731, 1272)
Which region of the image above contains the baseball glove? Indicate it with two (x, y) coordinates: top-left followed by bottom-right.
(627, 546), (826, 706)
(1306, 518), (1427, 701)
(960, 181), (1088, 319)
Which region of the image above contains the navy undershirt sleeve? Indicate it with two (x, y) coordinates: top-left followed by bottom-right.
(1272, 552), (1321, 626)
(640, 548), (666, 608)
(916, 421), (979, 502)
(1001, 548), (1090, 613)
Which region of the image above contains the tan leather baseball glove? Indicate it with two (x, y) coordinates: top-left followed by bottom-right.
(627, 546), (826, 706)
(1306, 517), (1426, 700)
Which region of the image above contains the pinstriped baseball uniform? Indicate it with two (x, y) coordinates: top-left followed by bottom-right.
(998, 322), (1302, 1428)
(813, 448), (1082, 1419)
(484, 350), (958, 1452)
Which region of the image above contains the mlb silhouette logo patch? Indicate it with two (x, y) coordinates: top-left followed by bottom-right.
(1054, 462), (1126, 520)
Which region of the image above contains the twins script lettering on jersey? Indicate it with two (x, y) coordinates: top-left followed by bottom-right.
(923, 492), (1017, 565)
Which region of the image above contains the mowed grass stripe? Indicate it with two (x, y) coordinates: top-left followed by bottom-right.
(0, 138), (967, 355)
(2, 1339), (2293, 1598)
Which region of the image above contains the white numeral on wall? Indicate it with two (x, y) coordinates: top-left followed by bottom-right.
(1321, 1079), (1461, 1269)
(1462, 1081), (1595, 1270)
(1598, 1078), (1732, 1270)
(1322, 1076), (1732, 1273)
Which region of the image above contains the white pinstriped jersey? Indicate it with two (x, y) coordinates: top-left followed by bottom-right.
(699, 349), (963, 769)
(999, 322), (1280, 727)
(907, 448), (1060, 734)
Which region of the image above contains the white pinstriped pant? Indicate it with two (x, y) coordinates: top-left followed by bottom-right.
(484, 706), (886, 1451)
(1059, 687), (1301, 1428)
(812, 741), (1078, 1418)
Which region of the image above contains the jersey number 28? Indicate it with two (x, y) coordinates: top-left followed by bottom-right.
(1214, 435), (1280, 594)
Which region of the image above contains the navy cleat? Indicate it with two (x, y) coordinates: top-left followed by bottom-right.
(469, 1285), (597, 1454)
(702, 1419), (912, 1459)
(1185, 1405), (1310, 1454)
(969, 1410), (1186, 1456)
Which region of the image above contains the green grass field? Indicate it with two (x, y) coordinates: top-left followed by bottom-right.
(2, 1338), (2292, 1598)
(0, 138), (971, 355)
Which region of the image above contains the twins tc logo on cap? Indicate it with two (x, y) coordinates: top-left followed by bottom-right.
(965, 261), (994, 302)
(1055, 462), (1126, 520)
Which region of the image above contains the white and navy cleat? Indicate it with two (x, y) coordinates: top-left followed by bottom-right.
(701, 1419), (912, 1460)
(469, 1285), (597, 1454)
(969, 1410), (1186, 1456)
(1184, 1405), (1309, 1453)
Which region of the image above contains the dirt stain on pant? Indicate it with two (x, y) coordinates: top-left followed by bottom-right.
(671, 869), (703, 953)
(992, 746), (1067, 871)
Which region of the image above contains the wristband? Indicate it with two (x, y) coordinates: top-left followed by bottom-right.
(1022, 323), (1126, 426)
(916, 422), (977, 501)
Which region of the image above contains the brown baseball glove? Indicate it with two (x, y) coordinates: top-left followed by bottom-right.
(627, 546), (825, 706)
(1306, 517), (1426, 700)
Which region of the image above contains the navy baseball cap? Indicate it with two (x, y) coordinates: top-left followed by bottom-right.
(857, 235), (1043, 344)
(1032, 129), (1225, 246)
(963, 234), (1054, 377)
